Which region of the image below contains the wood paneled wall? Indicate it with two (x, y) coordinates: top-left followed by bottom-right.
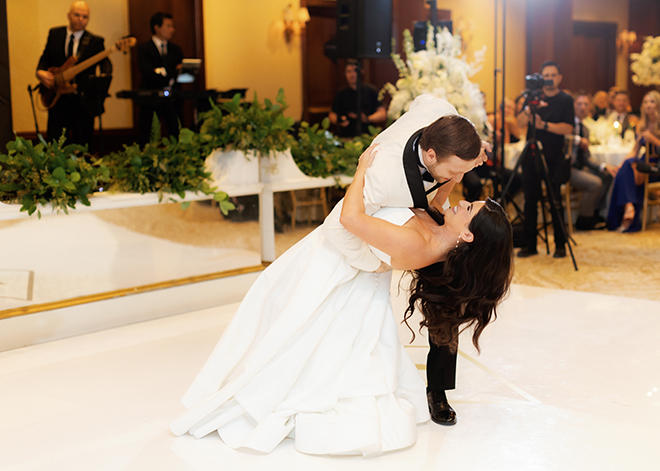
(127, 0), (205, 129)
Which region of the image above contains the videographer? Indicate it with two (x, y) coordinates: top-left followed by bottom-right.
(329, 61), (386, 138)
(516, 60), (575, 258)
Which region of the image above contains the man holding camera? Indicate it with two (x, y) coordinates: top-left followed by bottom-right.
(516, 61), (575, 258)
(329, 61), (386, 138)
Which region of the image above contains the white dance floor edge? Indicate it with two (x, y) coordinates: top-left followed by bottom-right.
(0, 282), (659, 471)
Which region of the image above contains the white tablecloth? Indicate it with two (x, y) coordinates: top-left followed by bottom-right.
(503, 142), (633, 169)
(504, 141), (526, 169)
(589, 145), (633, 166)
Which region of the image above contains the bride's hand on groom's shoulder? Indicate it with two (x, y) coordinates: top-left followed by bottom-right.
(358, 144), (379, 170)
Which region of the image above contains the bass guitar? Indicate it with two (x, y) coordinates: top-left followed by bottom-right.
(38, 36), (136, 109)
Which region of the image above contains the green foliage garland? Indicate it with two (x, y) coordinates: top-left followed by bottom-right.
(0, 89), (381, 218)
(102, 121), (234, 215)
(290, 119), (381, 178)
(0, 135), (109, 217)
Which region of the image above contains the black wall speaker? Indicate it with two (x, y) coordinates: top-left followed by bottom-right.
(413, 20), (453, 51)
(336, 0), (392, 59)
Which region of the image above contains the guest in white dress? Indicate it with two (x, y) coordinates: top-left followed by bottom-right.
(170, 146), (514, 456)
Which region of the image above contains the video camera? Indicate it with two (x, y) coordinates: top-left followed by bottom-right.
(519, 73), (554, 109)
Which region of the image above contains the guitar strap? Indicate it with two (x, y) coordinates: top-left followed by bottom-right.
(77, 33), (91, 61)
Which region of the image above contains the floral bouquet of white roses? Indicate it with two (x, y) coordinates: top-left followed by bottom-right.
(381, 23), (487, 135)
(630, 35), (660, 86)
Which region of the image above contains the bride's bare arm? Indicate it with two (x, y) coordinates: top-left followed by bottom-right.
(340, 146), (440, 270)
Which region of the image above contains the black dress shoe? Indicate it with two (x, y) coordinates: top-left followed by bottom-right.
(575, 216), (605, 231)
(517, 247), (538, 258)
(427, 390), (457, 426)
(553, 246), (566, 258)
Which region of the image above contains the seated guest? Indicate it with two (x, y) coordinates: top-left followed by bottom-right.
(488, 97), (521, 144)
(462, 150), (522, 204)
(607, 90), (660, 232)
(592, 91), (608, 120)
(607, 86), (620, 115)
(137, 12), (184, 145)
(329, 61), (386, 137)
(514, 94), (528, 136)
(609, 91), (637, 137)
(464, 97), (521, 203)
(569, 92), (617, 230)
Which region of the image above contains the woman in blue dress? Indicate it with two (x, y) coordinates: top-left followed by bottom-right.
(607, 90), (660, 232)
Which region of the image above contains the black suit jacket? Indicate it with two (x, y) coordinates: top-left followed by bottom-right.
(37, 26), (112, 93)
(572, 123), (601, 173)
(137, 39), (184, 89)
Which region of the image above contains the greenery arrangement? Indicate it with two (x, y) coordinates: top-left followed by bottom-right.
(290, 118), (380, 178)
(103, 117), (234, 214)
(0, 89), (378, 218)
(198, 88), (296, 158)
(0, 135), (109, 217)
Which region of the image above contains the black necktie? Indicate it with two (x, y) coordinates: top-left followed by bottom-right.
(67, 34), (74, 58)
(161, 43), (167, 57)
(578, 122), (583, 137)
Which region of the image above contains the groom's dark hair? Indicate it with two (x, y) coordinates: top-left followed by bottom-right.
(419, 115), (482, 162)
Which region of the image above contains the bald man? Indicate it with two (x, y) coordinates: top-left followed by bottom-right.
(36, 1), (112, 149)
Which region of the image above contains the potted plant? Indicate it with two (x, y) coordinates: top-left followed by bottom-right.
(198, 88), (296, 192)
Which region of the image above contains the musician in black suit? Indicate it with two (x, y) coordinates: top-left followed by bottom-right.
(36, 1), (112, 148)
(136, 12), (184, 145)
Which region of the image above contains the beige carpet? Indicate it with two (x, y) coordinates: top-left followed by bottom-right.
(512, 227), (660, 302)
(4, 199), (659, 302)
(94, 200), (660, 303)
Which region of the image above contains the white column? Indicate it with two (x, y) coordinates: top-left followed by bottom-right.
(259, 187), (276, 262)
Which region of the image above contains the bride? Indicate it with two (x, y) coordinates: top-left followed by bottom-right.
(170, 145), (514, 456)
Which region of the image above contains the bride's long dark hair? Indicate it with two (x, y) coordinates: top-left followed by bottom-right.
(404, 198), (513, 353)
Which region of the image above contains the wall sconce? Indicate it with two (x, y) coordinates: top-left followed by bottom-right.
(617, 29), (637, 54)
(283, 4), (310, 43)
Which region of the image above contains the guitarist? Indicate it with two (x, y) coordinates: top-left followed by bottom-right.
(35, 1), (112, 149)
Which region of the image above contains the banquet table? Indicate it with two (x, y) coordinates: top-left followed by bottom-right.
(588, 145), (634, 166)
(503, 141), (633, 169)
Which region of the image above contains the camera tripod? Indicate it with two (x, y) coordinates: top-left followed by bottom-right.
(501, 102), (578, 271)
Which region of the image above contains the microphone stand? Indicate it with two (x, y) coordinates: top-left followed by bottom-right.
(27, 85), (40, 136)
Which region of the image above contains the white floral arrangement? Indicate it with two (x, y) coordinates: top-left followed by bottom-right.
(381, 24), (487, 135)
(630, 35), (660, 86)
(583, 115), (635, 146)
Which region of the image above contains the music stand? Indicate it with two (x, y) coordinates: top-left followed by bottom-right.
(177, 58), (202, 85)
(82, 75), (112, 154)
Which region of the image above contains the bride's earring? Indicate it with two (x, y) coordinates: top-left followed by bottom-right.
(455, 235), (461, 248)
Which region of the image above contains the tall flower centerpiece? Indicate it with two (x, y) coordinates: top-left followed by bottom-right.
(630, 36), (660, 87)
(381, 24), (487, 134)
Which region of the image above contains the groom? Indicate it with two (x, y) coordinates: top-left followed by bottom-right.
(323, 94), (488, 426)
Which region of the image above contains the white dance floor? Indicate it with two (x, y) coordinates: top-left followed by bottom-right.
(1, 281), (659, 470)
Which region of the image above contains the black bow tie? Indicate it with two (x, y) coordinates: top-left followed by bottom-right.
(421, 171), (434, 183)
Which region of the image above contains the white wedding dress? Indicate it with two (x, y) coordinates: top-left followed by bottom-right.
(170, 207), (429, 456)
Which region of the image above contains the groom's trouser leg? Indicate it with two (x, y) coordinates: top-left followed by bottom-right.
(426, 336), (457, 391)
